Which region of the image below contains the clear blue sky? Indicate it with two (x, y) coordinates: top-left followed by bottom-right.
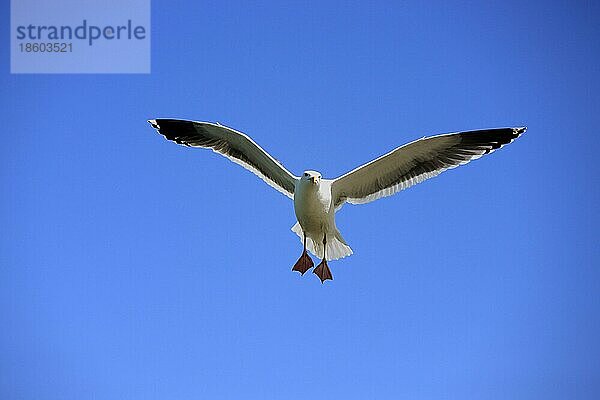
(2, 1), (599, 399)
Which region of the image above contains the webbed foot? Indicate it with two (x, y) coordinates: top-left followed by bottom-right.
(292, 251), (314, 275)
(313, 260), (333, 283)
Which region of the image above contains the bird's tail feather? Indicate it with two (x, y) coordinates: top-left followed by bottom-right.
(291, 222), (353, 261)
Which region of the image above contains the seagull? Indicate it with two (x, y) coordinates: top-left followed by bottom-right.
(148, 119), (525, 283)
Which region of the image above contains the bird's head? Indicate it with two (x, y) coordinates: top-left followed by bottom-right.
(302, 170), (322, 186)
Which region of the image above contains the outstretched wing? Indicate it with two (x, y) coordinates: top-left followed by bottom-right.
(331, 127), (526, 208)
(149, 119), (298, 198)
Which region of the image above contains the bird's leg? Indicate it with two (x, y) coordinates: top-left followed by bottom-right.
(292, 232), (314, 275)
(313, 234), (333, 283)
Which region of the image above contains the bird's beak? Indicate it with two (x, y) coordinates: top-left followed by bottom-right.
(311, 177), (317, 184)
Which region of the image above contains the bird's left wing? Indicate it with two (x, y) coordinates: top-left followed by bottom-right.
(331, 127), (526, 209)
(149, 119), (298, 198)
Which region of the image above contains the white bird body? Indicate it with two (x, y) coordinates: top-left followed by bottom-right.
(293, 175), (331, 233)
(293, 172), (352, 261)
(148, 118), (525, 282)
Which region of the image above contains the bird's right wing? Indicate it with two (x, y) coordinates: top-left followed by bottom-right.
(331, 127), (526, 209)
(149, 119), (298, 198)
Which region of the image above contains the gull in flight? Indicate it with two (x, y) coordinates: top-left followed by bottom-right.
(148, 119), (525, 283)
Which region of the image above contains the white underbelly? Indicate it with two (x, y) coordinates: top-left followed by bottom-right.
(294, 186), (332, 235)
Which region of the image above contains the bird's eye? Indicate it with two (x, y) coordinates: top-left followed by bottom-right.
(304, 173), (308, 177)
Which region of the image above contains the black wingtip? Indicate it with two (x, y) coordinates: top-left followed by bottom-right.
(514, 126), (527, 135)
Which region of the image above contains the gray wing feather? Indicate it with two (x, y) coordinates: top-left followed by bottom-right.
(332, 127), (526, 208)
(149, 119), (298, 198)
